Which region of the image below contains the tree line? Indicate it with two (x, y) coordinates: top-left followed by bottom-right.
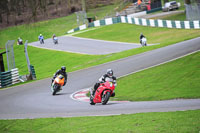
(0, 0), (116, 28)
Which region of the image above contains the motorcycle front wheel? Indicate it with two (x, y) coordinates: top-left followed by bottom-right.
(52, 84), (60, 95)
(90, 96), (96, 105)
(101, 91), (110, 105)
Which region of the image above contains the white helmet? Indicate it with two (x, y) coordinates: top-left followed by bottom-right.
(107, 69), (113, 77)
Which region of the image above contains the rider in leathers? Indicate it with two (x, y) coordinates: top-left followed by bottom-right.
(52, 66), (67, 86)
(92, 69), (117, 97)
(140, 33), (145, 45)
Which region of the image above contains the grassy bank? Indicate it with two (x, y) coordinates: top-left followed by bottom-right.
(74, 23), (200, 44)
(114, 51), (200, 101)
(1, 4), (199, 84)
(4, 23), (200, 80)
(0, 110), (199, 133)
(0, 3), (121, 48)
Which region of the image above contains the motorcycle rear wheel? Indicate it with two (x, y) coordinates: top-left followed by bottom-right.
(102, 92), (110, 105)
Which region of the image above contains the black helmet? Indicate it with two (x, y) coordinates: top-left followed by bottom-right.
(107, 69), (113, 77)
(61, 66), (66, 72)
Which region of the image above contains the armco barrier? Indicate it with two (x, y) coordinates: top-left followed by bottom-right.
(11, 68), (20, 85)
(0, 68), (20, 88)
(30, 65), (36, 80)
(67, 16), (200, 34)
(0, 71), (12, 88)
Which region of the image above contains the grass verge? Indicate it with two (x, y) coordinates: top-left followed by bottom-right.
(0, 110), (199, 133)
(74, 23), (200, 44)
(113, 51), (200, 101)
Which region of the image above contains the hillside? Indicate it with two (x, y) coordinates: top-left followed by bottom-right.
(0, 0), (117, 29)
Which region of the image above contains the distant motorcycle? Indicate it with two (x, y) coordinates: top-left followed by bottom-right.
(141, 37), (147, 47)
(53, 37), (58, 44)
(90, 81), (115, 105)
(51, 74), (65, 95)
(39, 38), (44, 44)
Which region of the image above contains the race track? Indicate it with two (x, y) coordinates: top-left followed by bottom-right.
(0, 37), (200, 119)
(29, 36), (142, 55)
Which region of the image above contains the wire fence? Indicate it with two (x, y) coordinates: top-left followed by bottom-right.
(5, 40), (15, 71)
(185, 3), (200, 21)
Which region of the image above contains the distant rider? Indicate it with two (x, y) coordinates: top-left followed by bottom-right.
(92, 69), (117, 97)
(52, 34), (58, 44)
(52, 34), (56, 40)
(52, 66), (67, 86)
(140, 33), (145, 45)
(38, 34), (44, 44)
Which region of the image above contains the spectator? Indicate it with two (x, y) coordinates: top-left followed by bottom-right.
(137, 0), (142, 9)
(17, 37), (23, 45)
(116, 11), (120, 17)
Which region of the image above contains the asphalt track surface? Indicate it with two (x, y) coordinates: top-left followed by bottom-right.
(0, 37), (200, 119)
(29, 36), (142, 55)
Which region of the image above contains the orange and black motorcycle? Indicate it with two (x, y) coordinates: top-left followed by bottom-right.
(51, 74), (65, 95)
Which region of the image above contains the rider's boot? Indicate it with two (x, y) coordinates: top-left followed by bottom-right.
(91, 89), (95, 97)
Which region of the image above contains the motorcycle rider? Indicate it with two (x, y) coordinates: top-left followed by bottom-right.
(52, 34), (56, 39)
(17, 37), (23, 45)
(38, 34), (44, 44)
(140, 33), (145, 45)
(92, 69), (117, 97)
(52, 66), (67, 87)
(52, 34), (58, 44)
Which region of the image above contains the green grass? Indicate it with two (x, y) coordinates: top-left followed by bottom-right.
(0, 110), (199, 133)
(74, 23), (200, 44)
(0, 14), (76, 49)
(2, 23), (200, 81)
(113, 51), (200, 101)
(152, 12), (186, 21)
(12, 45), (104, 79)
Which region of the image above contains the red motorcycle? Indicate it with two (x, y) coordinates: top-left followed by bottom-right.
(90, 81), (115, 105)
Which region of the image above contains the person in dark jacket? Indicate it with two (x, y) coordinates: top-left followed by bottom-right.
(140, 33), (145, 44)
(92, 69), (117, 97)
(52, 66), (67, 86)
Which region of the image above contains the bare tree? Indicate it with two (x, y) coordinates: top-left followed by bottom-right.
(67, 0), (71, 13)
(81, 0), (86, 11)
(185, 0), (191, 4)
(164, 0), (169, 3)
(39, 0), (48, 18)
(28, 0), (39, 22)
(0, 0), (9, 23)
